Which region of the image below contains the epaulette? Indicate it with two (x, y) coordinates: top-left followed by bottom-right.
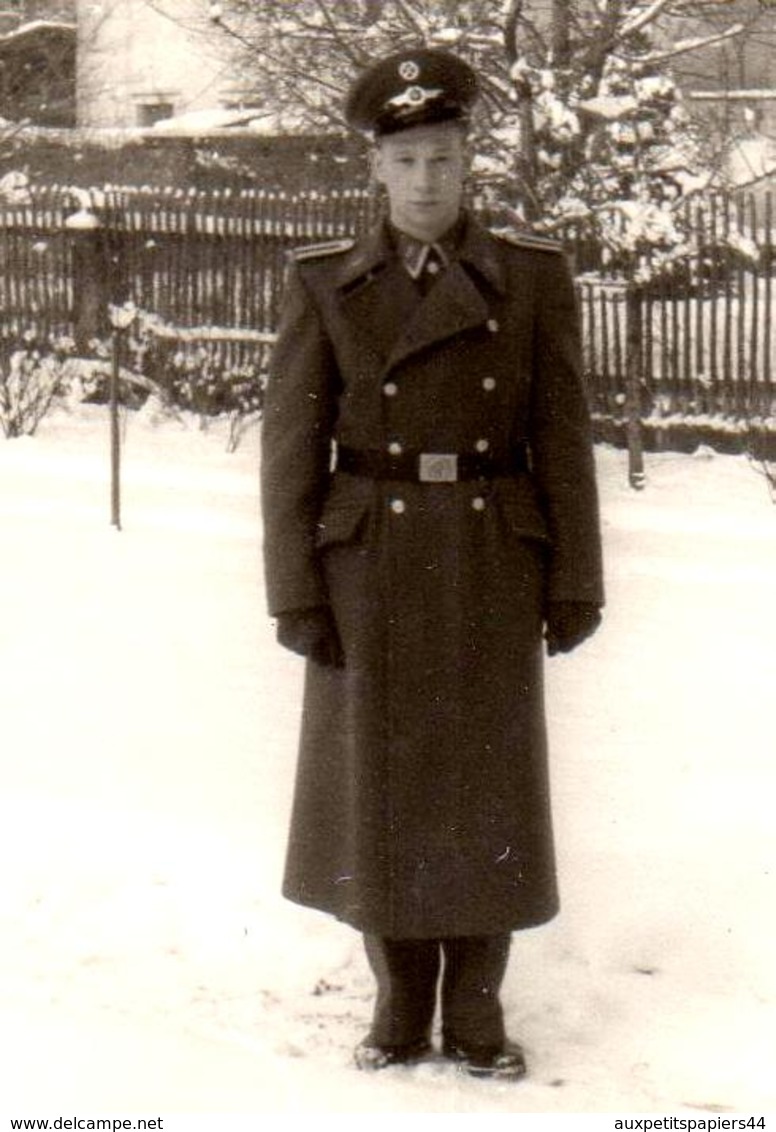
(491, 228), (563, 253)
(292, 238), (356, 263)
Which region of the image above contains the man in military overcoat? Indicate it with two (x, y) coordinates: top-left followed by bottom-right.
(261, 47), (604, 1081)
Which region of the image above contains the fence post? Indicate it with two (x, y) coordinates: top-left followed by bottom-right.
(625, 280), (646, 489)
(65, 204), (104, 351)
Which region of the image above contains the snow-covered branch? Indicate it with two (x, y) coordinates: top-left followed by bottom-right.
(195, 0), (760, 268)
(620, 0), (675, 39)
(640, 23), (747, 66)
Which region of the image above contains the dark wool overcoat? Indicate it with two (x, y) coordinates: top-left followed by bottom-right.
(261, 213), (604, 940)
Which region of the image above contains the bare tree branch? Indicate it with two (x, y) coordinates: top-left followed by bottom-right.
(641, 22), (747, 65)
(312, 0), (364, 70)
(391, 0), (429, 41)
(503, 0), (525, 65)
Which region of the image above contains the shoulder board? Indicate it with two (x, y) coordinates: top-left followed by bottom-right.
(292, 238), (356, 263)
(491, 228), (563, 254)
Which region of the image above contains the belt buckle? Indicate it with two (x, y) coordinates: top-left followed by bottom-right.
(419, 452), (458, 483)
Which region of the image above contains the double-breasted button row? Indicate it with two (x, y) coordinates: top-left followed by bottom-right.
(384, 378), (498, 397)
(386, 440), (490, 456)
(389, 496), (487, 515)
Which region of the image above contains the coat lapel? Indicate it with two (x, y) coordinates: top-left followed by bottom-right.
(335, 215), (508, 375)
(336, 224), (419, 371)
(385, 215), (508, 372)
(385, 260), (490, 372)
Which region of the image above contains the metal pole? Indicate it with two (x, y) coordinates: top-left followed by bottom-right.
(625, 282), (646, 490)
(107, 302), (138, 529)
(110, 329), (122, 530)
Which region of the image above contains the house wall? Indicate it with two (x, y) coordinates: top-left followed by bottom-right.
(75, 0), (246, 128)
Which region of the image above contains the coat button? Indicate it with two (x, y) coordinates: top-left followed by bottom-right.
(383, 381), (398, 397)
(471, 496), (486, 511)
(388, 441), (403, 455)
(390, 498), (406, 514)
(482, 377), (497, 392)
(475, 438), (490, 452)
(487, 318), (499, 333)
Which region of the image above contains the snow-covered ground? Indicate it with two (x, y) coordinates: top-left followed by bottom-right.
(0, 405), (774, 1116)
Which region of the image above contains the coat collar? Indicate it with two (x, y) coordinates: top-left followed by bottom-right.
(335, 211), (507, 297)
(334, 211), (509, 374)
(335, 222), (392, 292)
(458, 214), (507, 296)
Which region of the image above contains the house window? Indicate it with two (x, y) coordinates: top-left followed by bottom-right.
(137, 102), (174, 127)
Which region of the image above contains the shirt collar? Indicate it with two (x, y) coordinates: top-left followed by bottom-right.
(334, 211), (506, 297)
(390, 214), (467, 280)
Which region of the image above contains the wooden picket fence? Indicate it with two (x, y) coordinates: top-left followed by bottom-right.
(0, 188), (73, 340)
(0, 184), (379, 374)
(100, 185), (378, 349)
(572, 193), (776, 452)
(1, 183), (775, 449)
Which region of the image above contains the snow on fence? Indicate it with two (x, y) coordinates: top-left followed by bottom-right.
(0, 188), (73, 340)
(575, 193), (776, 449)
(0, 184), (775, 446)
(0, 185), (378, 359)
(100, 185), (377, 341)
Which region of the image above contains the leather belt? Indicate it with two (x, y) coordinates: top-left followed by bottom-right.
(336, 443), (529, 483)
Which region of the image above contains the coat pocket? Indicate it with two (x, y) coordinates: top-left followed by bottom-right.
(314, 503), (370, 550)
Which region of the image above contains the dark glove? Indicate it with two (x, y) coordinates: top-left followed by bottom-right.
(544, 601), (602, 657)
(276, 605), (345, 668)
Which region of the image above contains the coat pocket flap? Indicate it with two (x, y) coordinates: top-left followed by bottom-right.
(495, 478), (551, 543)
(315, 503), (369, 549)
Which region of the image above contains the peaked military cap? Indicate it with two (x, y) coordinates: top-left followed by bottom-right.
(345, 47), (479, 137)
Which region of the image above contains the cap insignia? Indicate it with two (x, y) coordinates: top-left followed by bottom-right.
(387, 84), (442, 112)
(398, 59), (420, 81)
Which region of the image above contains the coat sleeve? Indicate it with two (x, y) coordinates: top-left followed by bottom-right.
(261, 261), (340, 616)
(529, 252), (605, 607)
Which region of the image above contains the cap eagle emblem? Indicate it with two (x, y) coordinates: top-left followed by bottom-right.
(387, 84), (443, 111)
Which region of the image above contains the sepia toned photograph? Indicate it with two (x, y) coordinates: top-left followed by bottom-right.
(1, 0), (774, 1120)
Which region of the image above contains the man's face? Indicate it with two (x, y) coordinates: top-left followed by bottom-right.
(373, 121), (467, 243)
